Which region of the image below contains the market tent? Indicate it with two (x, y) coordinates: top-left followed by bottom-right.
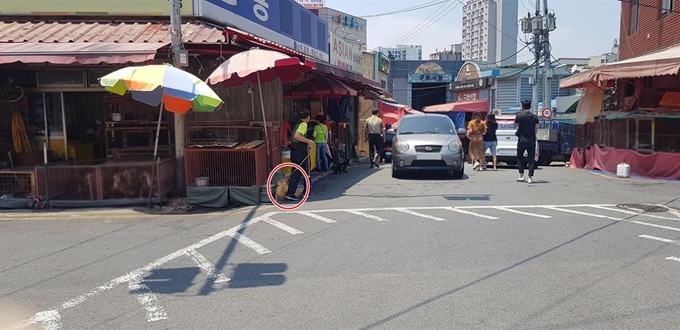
(560, 44), (680, 89)
(422, 100), (488, 113)
(284, 75), (358, 99)
(422, 100), (488, 132)
(376, 101), (417, 127)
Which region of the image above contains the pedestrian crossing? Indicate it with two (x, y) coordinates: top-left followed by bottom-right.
(12, 203), (680, 330)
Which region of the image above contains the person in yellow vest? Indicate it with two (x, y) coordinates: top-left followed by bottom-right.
(364, 109), (385, 168)
(286, 109), (316, 201)
(313, 115), (330, 172)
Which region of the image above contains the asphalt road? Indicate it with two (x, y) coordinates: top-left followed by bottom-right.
(2, 162), (680, 330)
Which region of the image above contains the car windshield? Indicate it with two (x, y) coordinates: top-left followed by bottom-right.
(398, 117), (455, 135)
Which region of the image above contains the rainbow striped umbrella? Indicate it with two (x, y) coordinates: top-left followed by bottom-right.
(99, 64), (223, 114)
(99, 64), (224, 162)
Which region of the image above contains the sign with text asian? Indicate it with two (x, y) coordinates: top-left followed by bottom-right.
(0, 0), (193, 16)
(330, 34), (363, 74)
(295, 0), (325, 9)
(198, 0), (329, 62)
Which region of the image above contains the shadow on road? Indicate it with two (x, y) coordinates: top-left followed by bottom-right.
(302, 164), (386, 202)
(228, 263), (287, 289)
(357, 210), (663, 330)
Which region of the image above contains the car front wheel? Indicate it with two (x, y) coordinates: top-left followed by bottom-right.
(451, 168), (464, 179)
(392, 169), (403, 179)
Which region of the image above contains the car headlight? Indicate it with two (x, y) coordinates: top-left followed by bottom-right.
(448, 140), (462, 152)
(395, 140), (409, 152)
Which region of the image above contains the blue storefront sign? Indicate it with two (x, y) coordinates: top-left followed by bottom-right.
(197, 0), (329, 62)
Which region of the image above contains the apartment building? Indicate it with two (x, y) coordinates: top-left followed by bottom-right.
(461, 0), (518, 66)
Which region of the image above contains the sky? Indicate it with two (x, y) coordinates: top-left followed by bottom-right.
(324, 0), (622, 63)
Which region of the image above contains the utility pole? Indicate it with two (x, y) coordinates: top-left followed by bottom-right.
(542, 0), (555, 118)
(521, 0), (556, 116)
(531, 0), (541, 116)
(169, 0), (189, 196)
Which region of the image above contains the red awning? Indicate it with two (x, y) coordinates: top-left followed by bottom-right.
(0, 42), (169, 65)
(422, 100), (489, 113)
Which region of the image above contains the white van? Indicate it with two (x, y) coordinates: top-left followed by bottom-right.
(486, 115), (539, 166)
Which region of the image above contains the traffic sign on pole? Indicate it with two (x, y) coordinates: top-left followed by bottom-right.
(541, 107), (553, 119)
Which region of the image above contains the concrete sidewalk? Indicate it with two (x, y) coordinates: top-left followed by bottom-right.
(0, 158), (375, 220)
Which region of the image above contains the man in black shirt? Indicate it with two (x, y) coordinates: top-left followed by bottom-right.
(514, 100), (540, 184)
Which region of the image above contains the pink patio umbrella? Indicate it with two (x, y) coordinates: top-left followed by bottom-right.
(206, 48), (315, 170)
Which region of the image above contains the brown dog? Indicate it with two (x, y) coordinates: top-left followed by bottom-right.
(275, 173), (292, 201)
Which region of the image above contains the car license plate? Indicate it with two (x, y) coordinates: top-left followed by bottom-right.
(416, 154), (442, 160)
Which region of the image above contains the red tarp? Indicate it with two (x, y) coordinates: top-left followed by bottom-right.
(569, 145), (680, 180)
(422, 100), (489, 113)
(377, 102), (419, 127)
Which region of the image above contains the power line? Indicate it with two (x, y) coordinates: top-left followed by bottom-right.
(388, 1), (449, 46)
(389, 1), (457, 46)
(357, 0), (452, 18)
(395, 1), (462, 46)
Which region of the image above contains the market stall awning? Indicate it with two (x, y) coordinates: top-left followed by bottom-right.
(422, 100), (489, 113)
(0, 42), (169, 65)
(284, 75), (358, 99)
(560, 44), (680, 89)
(558, 69), (600, 89)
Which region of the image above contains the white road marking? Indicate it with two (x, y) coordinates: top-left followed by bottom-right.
(347, 210), (389, 222)
(11, 213), (271, 329)
(29, 310), (62, 330)
(547, 206), (680, 232)
(543, 206), (623, 221)
(186, 249), (230, 283)
(491, 207), (552, 219)
(128, 275), (168, 322)
(292, 204), (617, 213)
(445, 207), (499, 220)
(297, 211), (337, 223)
(263, 216), (303, 234)
(394, 208), (445, 221)
(589, 205), (680, 221)
(665, 257), (680, 263)
(639, 235), (677, 244)
(668, 208), (680, 219)
(227, 232), (272, 254)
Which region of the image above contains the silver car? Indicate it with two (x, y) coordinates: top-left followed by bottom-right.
(392, 113), (467, 179)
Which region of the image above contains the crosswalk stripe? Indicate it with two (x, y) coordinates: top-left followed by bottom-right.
(227, 232), (272, 254)
(445, 207), (499, 220)
(263, 216), (303, 235)
(297, 211), (337, 223)
(548, 206), (680, 232)
(491, 207), (552, 218)
(543, 206), (622, 220)
(665, 257), (680, 263)
(639, 235), (677, 244)
(128, 275), (168, 322)
(186, 249), (230, 283)
(394, 208), (445, 221)
(589, 205), (680, 221)
(347, 211), (389, 222)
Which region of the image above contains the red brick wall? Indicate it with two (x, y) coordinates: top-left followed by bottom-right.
(619, 0), (680, 60)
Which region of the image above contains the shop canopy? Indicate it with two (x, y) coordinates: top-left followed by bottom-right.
(284, 75), (358, 99)
(421, 100), (489, 113)
(560, 44), (680, 89)
(0, 42), (169, 65)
